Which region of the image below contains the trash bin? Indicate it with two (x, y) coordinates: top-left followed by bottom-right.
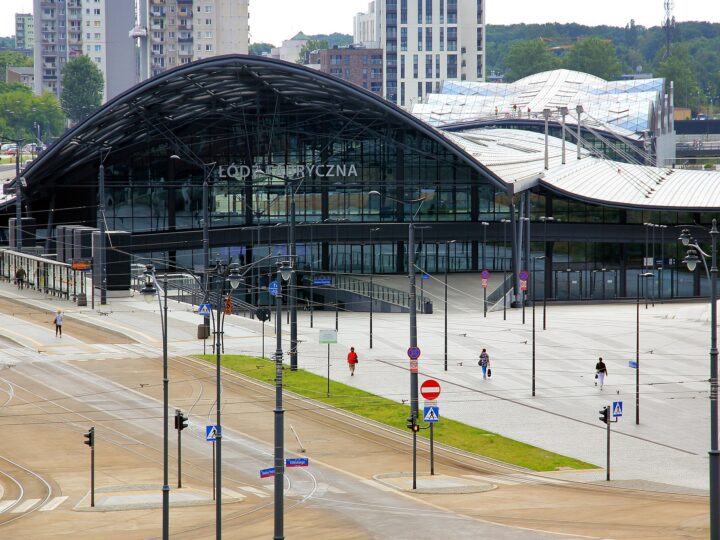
(77, 293), (87, 306)
(424, 300), (433, 314)
(197, 324), (210, 339)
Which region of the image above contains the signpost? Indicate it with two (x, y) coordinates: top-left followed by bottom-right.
(519, 270), (529, 323)
(268, 281), (280, 297)
(599, 403), (621, 481)
(481, 270), (490, 317)
(285, 457), (309, 467)
(198, 303), (212, 317)
(421, 380), (442, 475)
(312, 278), (332, 286)
(628, 360), (638, 369)
(612, 401), (623, 418)
(407, 346), (421, 374)
(206, 425), (219, 442)
(319, 329), (338, 396)
(260, 467), (275, 479)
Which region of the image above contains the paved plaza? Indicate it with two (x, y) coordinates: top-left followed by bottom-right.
(0, 273), (714, 493)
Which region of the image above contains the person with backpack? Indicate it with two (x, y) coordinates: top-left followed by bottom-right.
(347, 346), (358, 376)
(478, 348), (491, 380)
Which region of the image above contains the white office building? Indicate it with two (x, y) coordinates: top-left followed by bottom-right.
(34, 0), (135, 102)
(354, 0), (486, 108)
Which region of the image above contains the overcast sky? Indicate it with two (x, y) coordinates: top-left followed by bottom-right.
(2, 0), (719, 45)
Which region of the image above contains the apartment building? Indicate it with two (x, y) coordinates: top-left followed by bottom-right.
(140, 0), (249, 79)
(15, 13), (35, 50)
(309, 46), (384, 97)
(33, 0), (135, 102)
(353, 0), (486, 108)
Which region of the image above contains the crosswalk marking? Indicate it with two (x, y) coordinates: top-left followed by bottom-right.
(0, 500), (18, 513)
(39, 496), (68, 511)
(463, 474), (518, 485)
(11, 498), (40, 513)
(361, 479), (395, 492)
(327, 486), (346, 494)
(221, 488), (245, 500)
(237, 486), (270, 498)
(463, 473), (566, 486)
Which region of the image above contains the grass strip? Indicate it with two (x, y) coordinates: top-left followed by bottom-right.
(198, 354), (596, 472)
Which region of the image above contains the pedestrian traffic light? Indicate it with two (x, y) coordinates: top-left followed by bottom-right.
(175, 410), (188, 431)
(84, 427), (95, 447)
(406, 416), (420, 432)
(599, 406), (609, 424)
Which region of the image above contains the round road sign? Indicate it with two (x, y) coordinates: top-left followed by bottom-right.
(268, 281), (280, 297)
(519, 270), (529, 281)
(407, 346), (421, 360)
(481, 270), (490, 279)
(420, 379), (441, 400)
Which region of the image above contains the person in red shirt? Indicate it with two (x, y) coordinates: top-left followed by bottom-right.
(347, 347), (358, 376)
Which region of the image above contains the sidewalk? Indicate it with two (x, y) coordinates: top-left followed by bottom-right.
(0, 275), (713, 493)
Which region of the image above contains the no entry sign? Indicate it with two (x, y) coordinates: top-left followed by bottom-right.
(420, 379), (441, 401)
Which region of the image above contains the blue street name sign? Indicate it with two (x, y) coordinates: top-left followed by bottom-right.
(628, 360), (638, 369)
(421, 273), (429, 280)
(198, 303), (212, 316)
(313, 278), (332, 286)
(260, 467), (275, 478)
(268, 281), (280, 297)
(205, 425), (220, 442)
(423, 406), (439, 423)
(612, 401), (623, 418)
(407, 346), (421, 360)
(286, 457), (309, 467)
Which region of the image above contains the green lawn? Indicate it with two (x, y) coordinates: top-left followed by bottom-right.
(198, 354), (596, 472)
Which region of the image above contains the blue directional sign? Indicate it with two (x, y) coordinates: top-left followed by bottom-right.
(407, 346), (421, 360)
(286, 457), (309, 467)
(421, 273), (430, 280)
(423, 406), (439, 423)
(268, 281), (280, 297)
(628, 360), (638, 369)
(312, 278), (332, 286)
(612, 401), (623, 418)
(206, 425), (220, 442)
(260, 467), (275, 478)
(198, 303), (212, 316)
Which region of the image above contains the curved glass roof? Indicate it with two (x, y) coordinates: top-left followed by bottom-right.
(413, 69), (666, 140)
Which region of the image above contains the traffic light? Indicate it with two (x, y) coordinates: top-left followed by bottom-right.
(599, 406), (609, 424)
(175, 410), (188, 431)
(84, 427), (95, 447)
(224, 295), (233, 315)
(406, 416), (420, 432)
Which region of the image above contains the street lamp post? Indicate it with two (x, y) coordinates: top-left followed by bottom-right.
(141, 265), (169, 540)
(501, 219), (511, 321)
(481, 222), (489, 317)
(679, 222), (719, 540)
(273, 261), (293, 540)
(532, 255), (545, 396)
(539, 216), (555, 329)
(445, 239), (456, 371)
(416, 226), (432, 313)
(369, 228), (380, 349)
(15, 138), (24, 252)
(520, 216), (530, 324)
(369, 190), (424, 490)
(636, 271), (654, 425)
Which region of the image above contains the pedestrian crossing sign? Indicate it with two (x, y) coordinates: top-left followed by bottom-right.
(612, 401), (623, 418)
(206, 424), (220, 441)
(423, 406), (439, 423)
(199, 303), (212, 316)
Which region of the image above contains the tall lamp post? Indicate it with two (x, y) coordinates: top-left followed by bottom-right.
(539, 216), (555, 329)
(369, 190), (425, 490)
(679, 222), (719, 540)
(324, 218), (349, 331)
(272, 261), (293, 540)
(369, 227), (380, 349)
(481, 221), (489, 317)
(501, 219), (511, 321)
(635, 271), (655, 425)
(531, 255), (545, 396)
(207, 260), (242, 540)
(444, 239), (456, 371)
(140, 265), (170, 540)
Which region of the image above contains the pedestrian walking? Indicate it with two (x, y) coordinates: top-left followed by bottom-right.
(54, 310), (64, 338)
(15, 267), (26, 289)
(595, 357), (608, 389)
(347, 346), (358, 376)
(478, 348), (490, 380)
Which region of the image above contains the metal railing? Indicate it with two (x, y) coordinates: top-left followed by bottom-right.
(487, 273), (514, 311)
(0, 248), (87, 301)
(333, 273), (424, 311)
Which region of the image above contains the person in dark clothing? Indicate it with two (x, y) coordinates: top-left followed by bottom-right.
(595, 357), (608, 389)
(15, 267), (26, 289)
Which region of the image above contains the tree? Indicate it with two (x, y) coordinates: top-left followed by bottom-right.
(0, 87), (65, 142)
(61, 55), (104, 124)
(0, 51), (33, 83)
(502, 39), (559, 82)
(297, 39), (329, 64)
(564, 37), (622, 80)
(655, 44), (701, 112)
(249, 42), (275, 56)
